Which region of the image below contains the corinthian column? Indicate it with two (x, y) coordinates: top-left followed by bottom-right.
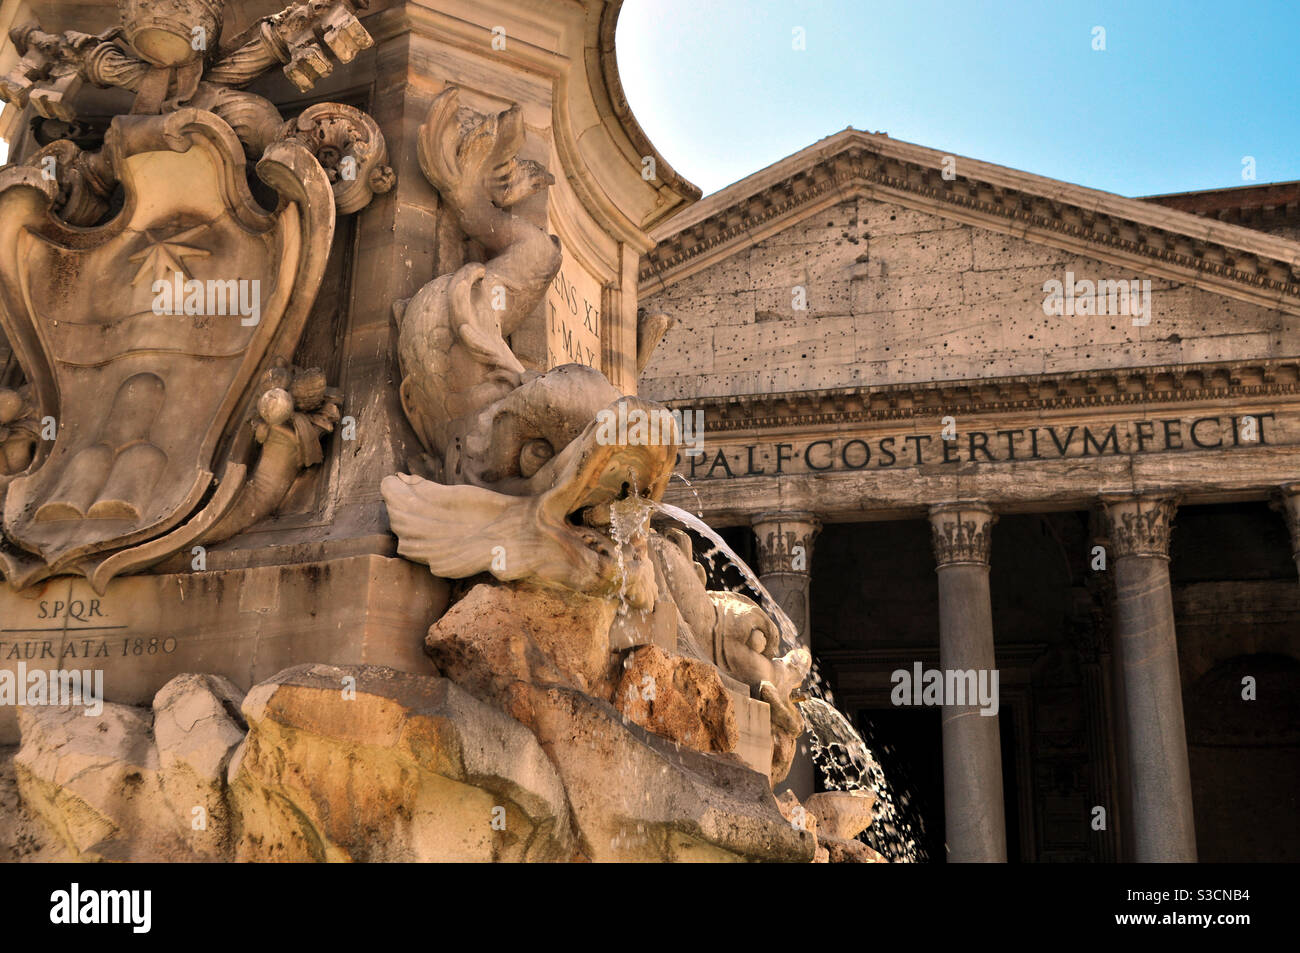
(752, 511), (821, 800)
(1100, 494), (1196, 862)
(928, 502), (1006, 863)
(1275, 484), (1300, 580)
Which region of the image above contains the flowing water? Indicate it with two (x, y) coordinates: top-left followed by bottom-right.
(650, 500), (801, 650)
(647, 498), (928, 862)
(609, 495), (652, 615)
(668, 471), (705, 518)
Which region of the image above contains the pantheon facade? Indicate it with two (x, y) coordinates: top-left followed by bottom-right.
(639, 130), (1300, 863)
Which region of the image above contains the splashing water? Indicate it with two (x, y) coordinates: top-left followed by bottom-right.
(650, 500), (800, 651)
(668, 471), (705, 518)
(801, 695), (927, 862)
(649, 498), (927, 863)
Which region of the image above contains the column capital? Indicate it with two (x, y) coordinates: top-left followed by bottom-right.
(928, 501), (996, 568)
(750, 511), (821, 576)
(1099, 494), (1178, 559)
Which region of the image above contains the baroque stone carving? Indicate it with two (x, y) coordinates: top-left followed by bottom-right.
(929, 502), (996, 567)
(384, 400), (670, 607)
(280, 103), (394, 214)
(380, 89), (809, 787)
(0, 0), (389, 591)
(3, 1), (373, 116)
(0, 387), (40, 476)
(383, 87), (667, 603)
(0, 1), (393, 207)
(392, 86), (563, 483)
(646, 527), (811, 781)
(197, 362), (343, 546)
(1100, 495), (1177, 559)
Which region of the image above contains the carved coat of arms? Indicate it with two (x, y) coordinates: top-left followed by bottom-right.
(0, 0), (391, 591)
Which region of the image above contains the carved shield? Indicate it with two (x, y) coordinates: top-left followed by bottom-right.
(0, 109), (335, 587)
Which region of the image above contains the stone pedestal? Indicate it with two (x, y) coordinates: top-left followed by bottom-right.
(929, 502), (1007, 863)
(752, 511), (820, 800)
(726, 685), (776, 780)
(1100, 495), (1197, 862)
(0, 554), (446, 743)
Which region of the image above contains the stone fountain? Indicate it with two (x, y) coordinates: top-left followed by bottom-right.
(0, 0), (887, 863)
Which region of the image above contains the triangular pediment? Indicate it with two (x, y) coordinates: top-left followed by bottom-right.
(640, 129), (1300, 318)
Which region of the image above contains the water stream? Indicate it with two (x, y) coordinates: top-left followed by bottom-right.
(648, 498), (928, 862)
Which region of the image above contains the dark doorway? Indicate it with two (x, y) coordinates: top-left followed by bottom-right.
(1186, 653), (1300, 861)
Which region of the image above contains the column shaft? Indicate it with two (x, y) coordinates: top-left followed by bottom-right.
(752, 512), (820, 802)
(1102, 495), (1196, 862)
(930, 503), (1007, 863)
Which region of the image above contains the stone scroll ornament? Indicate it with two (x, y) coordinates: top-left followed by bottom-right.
(0, 0), (392, 592)
(381, 88), (809, 783)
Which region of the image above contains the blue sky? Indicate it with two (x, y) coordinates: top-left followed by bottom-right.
(617, 0), (1300, 198)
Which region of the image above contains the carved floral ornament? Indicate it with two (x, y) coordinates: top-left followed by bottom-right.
(751, 512), (821, 575)
(1100, 495), (1178, 560)
(0, 0), (391, 592)
(928, 502), (996, 568)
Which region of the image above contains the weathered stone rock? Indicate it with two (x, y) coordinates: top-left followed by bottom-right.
(13, 672), (247, 861)
(425, 581), (618, 707)
(524, 684), (814, 862)
(8, 659), (815, 863)
(228, 664), (574, 862)
(0, 745), (75, 862)
(824, 837), (888, 864)
(775, 788), (818, 840)
(14, 702), (167, 861)
(806, 790), (876, 841)
(152, 674), (247, 859)
(613, 644), (738, 755)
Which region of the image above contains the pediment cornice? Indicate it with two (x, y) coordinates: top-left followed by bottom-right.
(639, 131), (1300, 316)
(662, 358), (1300, 433)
